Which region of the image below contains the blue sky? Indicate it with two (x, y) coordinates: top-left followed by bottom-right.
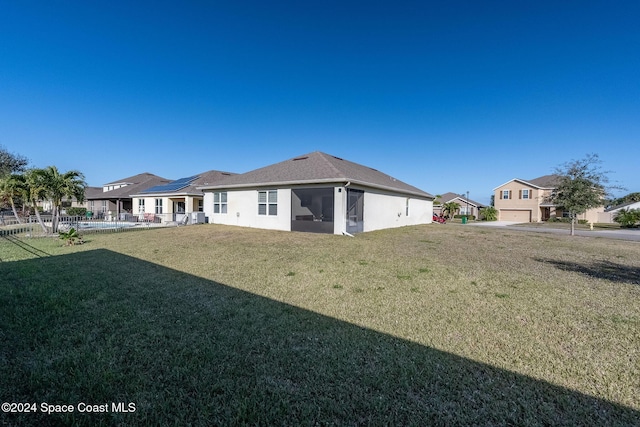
(1, 1), (638, 204)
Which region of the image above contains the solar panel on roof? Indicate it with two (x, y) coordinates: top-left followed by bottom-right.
(140, 175), (200, 193)
(171, 175), (199, 185)
(142, 183), (188, 193)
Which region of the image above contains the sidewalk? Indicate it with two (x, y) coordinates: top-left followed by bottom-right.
(468, 221), (640, 242)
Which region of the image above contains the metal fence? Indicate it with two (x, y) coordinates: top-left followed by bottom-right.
(0, 214), (171, 238)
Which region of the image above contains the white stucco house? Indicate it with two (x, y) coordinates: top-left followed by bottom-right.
(598, 200), (640, 223)
(130, 170), (236, 224)
(198, 151), (434, 234)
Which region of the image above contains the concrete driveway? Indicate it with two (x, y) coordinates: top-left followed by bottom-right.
(468, 221), (640, 242)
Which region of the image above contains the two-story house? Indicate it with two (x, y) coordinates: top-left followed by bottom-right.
(493, 174), (603, 223)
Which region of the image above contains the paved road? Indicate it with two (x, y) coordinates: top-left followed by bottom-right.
(468, 221), (640, 242)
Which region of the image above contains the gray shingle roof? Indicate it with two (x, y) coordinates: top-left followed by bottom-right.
(87, 173), (171, 199)
(198, 151), (433, 198)
(525, 174), (560, 188)
(435, 192), (485, 207)
(494, 174), (561, 191)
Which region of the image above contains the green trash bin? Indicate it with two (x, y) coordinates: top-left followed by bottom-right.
(462, 216), (467, 224)
(86, 211), (93, 219)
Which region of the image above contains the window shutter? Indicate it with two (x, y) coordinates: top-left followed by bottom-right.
(509, 191), (512, 199)
(519, 190), (522, 199)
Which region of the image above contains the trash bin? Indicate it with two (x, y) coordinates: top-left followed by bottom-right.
(462, 216), (467, 224)
(86, 211), (93, 219)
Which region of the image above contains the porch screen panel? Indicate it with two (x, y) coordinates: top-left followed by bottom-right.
(291, 188), (334, 233)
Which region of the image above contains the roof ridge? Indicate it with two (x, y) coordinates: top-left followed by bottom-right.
(316, 152), (347, 180)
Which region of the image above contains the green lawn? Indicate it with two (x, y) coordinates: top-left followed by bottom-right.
(1, 224), (639, 426)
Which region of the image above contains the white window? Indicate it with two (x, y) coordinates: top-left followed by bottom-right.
(155, 198), (163, 214)
(258, 190), (277, 216)
(213, 192), (227, 214)
(501, 190), (511, 200)
(101, 200), (107, 213)
(89, 201), (94, 211)
(138, 199), (145, 213)
(198, 199), (204, 212)
(460, 206), (470, 215)
(521, 189), (530, 200)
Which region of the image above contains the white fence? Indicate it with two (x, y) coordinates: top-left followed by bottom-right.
(0, 215), (167, 238)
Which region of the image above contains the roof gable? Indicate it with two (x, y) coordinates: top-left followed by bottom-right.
(436, 192), (484, 207)
(89, 173), (171, 199)
(103, 172), (162, 186)
(493, 174), (560, 191)
(198, 151), (433, 198)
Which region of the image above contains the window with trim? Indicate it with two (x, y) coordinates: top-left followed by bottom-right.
(520, 189), (530, 200)
(258, 190), (277, 215)
(213, 192), (227, 214)
(89, 201), (94, 211)
(198, 199), (204, 212)
(101, 201), (107, 213)
(501, 190), (511, 200)
(155, 198), (163, 214)
(138, 199), (145, 212)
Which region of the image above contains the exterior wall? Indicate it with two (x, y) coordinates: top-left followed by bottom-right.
(578, 207), (604, 224)
(334, 187), (347, 234)
(132, 195), (204, 222)
(102, 183), (129, 192)
(361, 188), (432, 232)
(203, 185), (432, 234)
(205, 188), (292, 231)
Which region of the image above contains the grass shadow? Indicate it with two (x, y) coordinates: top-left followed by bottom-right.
(535, 257), (640, 285)
(1, 250), (638, 426)
(0, 234), (50, 260)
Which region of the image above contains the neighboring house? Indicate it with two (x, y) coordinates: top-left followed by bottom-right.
(130, 170), (237, 223)
(38, 186), (102, 213)
(493, 174), (603, 223)
(433, 192), (485, 218)
(198, 151), (434, 234)
(598, 201), (640, 223)
(85, 173), (171, 219)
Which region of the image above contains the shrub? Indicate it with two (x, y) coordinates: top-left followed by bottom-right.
(479, 206), (498, 221)
(613, 208), (640, 228)
(59, 227), (84, 246)
(66, 207), (87, 216)
(454, 214), (475, 220)
(547, 217), (571, 223)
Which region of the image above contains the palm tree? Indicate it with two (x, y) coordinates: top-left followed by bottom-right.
(613, 208), (640, 228)
(36, 166), (87, 233)
(479, 206), (498, 221)
(24, 169), (49, 233)
(0, 174), (27, 223)
(442, 201), (460, 220)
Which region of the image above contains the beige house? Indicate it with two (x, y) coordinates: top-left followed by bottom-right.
(433, 192), (485, 218)
(493, 174), (602, 223)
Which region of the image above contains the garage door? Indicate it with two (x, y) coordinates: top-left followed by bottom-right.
(500, 210), (531, 222)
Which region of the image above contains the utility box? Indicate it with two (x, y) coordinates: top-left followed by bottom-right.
(191, 212), (206, 224)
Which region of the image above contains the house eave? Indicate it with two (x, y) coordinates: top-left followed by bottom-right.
(492, 178), (555, 191)
(198, 179), (433, 200)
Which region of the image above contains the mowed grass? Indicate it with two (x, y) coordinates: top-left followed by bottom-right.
(1, 224), (639, 426)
